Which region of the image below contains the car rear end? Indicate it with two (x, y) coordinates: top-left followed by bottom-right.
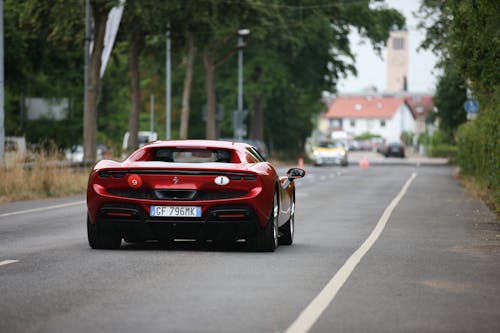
(385, 143), (405, 158)
(87, 161), (275, 243)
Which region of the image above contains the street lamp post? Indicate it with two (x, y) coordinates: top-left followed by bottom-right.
(235, 29), (250, 140)
(165, 24), (171, 140)
(0, 0), (4, 160)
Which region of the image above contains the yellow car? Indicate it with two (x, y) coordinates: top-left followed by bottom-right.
(312, 141), (348, 166)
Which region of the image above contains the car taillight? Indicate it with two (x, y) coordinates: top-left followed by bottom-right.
(127, 174), (142, 188)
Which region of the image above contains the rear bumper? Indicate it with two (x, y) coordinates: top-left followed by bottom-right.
(93, 203), (260, 242)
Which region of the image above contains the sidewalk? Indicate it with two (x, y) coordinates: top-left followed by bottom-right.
(347, 151), (449, 166)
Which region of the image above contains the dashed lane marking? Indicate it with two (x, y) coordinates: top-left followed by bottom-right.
(0, 260), (19, 267)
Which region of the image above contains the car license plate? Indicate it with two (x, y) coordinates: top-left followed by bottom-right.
(150, 206), (202, 217)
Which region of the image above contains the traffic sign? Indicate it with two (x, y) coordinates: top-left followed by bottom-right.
(464, 100), (479, 113)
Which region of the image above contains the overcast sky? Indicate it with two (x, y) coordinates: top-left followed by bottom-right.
(337, 0), (439, 94)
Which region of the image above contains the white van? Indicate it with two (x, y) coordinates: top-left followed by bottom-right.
(122, 131), (158, 152)
(4, 136), (27, 159)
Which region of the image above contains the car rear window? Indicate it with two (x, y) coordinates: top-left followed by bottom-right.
(148, 148), (234, 163)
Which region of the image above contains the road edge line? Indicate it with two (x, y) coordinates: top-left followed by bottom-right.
(285, 172), (417, 333)
(0, 201), (86, 218)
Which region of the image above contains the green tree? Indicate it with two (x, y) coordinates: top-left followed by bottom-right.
(218, 0), (405, 154)
(193, 1), (272, 140)
(434, 62), (467, 143)
(120, 0), (157, 153)
(419, 0), (500, 213)
(84, 0), (118, 163)
(3, 0), (85, 146)
(4, 0), (405, 158)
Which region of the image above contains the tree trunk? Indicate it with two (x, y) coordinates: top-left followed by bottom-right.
(250, 95), (264, 141)
(203, 48), (217, 140)
(84, 3), (109, 164)
(249, 66), (264, 141)
(179, 33), (196, 140)
(127, 30), (142, 154)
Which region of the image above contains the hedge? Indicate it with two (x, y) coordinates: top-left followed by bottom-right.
(456, 88), (500, 215)
(426, 144), (458, 159)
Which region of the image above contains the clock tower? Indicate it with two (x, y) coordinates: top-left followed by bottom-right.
(386, 30), (408, 93)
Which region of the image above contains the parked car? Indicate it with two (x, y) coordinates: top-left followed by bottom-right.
(380, 142), (406, 158)
(65, 145), (84, 162)
(86, 140), (305, 251)
(311, 140), (348, 166)
(65, 144), (110, 162)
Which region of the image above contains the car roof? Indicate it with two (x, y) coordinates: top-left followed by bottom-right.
(143, 140), (251, 150)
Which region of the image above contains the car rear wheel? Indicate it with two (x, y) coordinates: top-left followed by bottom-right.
(247, 191), (278, 252)
(279, 199), (294, 246)
(87, 215), (121, 249)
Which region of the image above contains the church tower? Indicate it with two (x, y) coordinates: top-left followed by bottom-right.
(386, 30), (409, 93)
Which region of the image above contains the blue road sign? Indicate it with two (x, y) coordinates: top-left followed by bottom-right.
(464, 100), (479, 113)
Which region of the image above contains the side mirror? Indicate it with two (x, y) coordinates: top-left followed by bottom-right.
(287, 167), (305, 180)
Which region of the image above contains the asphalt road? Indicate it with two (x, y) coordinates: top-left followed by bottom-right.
(1, 164), (499, 333)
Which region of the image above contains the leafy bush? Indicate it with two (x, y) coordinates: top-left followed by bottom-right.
(456, 89), (500, 216)
(355, 132), (381, 140)
(400, 131), (414, 146)
(426, 144), (458, 159)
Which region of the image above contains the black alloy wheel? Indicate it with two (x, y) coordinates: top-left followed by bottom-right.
(87, 215), (122, 249)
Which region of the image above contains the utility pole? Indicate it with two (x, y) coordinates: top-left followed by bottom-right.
(165, 24), (171, 140)
(0, 0), (4, 160)
(83, 0), (91, 162)
(150, 94), (154, 133)
(235, 29), (250, 140)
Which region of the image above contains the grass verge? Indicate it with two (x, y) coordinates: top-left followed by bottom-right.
(456, 173), (500, 219)
(0, 152), (89, 203)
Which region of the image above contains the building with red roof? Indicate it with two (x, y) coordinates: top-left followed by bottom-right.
(404, 95), (435, 136)
(320, 95), (416, 142)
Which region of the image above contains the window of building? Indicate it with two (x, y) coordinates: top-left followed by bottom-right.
(393, 37), (405, 50)
(329, 119), (341, 129)
(350, 120), (355, 127)
(380, 120), (386, 127)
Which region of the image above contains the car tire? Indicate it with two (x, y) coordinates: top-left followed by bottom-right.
(87, 215), (121, 249)
(279, 199), (294, 246)
(247, 191), (278, 252)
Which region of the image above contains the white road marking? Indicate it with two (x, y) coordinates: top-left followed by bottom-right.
(0, 260), (19, 266)
(0, 200), (86, 218)
(285, 172), (417, 333)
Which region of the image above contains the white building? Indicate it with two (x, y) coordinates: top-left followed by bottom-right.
(320, 96), (415, 142)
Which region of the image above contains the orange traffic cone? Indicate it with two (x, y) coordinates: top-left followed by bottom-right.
(298, 157), (304, 168)
(359, 156), (370, 168)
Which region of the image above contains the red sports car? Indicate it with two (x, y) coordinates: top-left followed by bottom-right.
(87, 140), (305, 251)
